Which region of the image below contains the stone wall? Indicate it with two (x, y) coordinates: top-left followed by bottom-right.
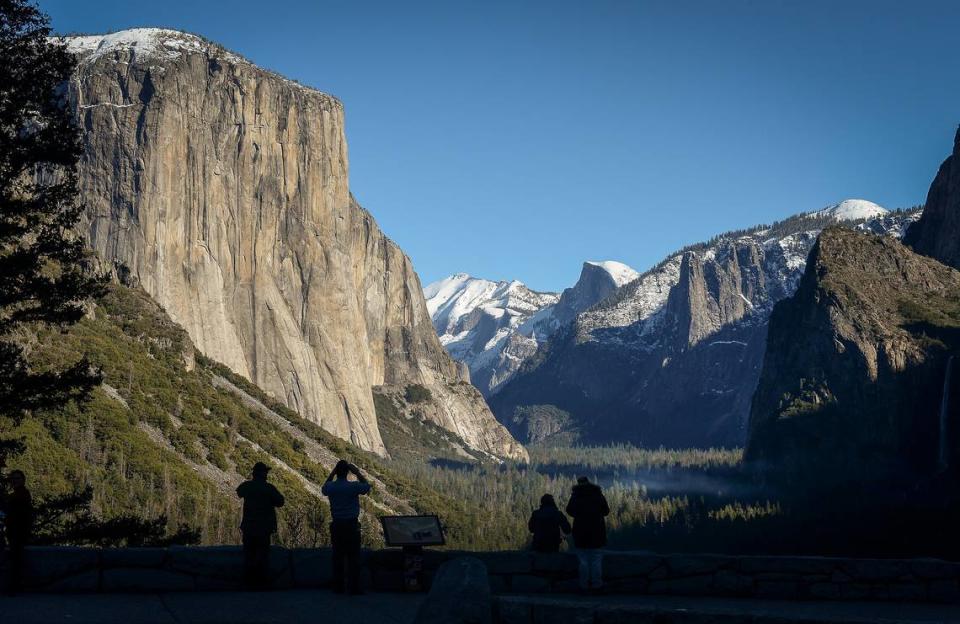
(3, 547), (960, 604)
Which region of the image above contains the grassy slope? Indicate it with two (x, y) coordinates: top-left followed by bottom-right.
(1, 283), (472, 547)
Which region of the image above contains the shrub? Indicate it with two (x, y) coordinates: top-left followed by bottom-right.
(404, 384), (433, 404)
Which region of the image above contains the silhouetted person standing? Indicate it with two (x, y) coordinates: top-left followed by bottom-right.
(236, 462), (284, 590)
(322, 460), (371, 594)
(3, 470), (32, 595)
(566, 476), (609, 591)
(528, 494), (572, 553)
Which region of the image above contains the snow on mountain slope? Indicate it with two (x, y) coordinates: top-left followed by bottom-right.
(62, 29), (316, 95)
(64, 29), (241, 65)
(424, 259), (638, 396)
(585, 261), (639, 287)
(580, 200), (900, 339)
(813, 199), (888, 222)
(425, 274), (556, 337)
(424, 275), (559, 395)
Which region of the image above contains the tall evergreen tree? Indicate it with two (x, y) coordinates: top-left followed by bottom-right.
(0, 3), (199, 546)
(0, 1), (105, 454)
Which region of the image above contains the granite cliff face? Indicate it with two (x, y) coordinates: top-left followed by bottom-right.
(551, 261), (640, 326)
(744, 228), (960, 483)
(490, 203), (918, 447)
(64, 29), (525, 460)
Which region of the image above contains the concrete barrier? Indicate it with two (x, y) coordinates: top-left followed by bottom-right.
(414, 557), (491, 624)
(1, 547), (959, 603)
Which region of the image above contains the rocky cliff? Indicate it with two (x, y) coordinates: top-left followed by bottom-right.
(905, 128), (960, 270)
(490, 202), (918, 447)
(744, 228), (960, 483)
(551, 261), (639, 326)
(64, 29), (525, 461)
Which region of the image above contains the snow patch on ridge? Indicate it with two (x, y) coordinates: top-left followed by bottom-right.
(59, 28), (324, 96)
(813, 199), (888, 223)
(63, 28), (215, 63)
(586, 260), (640, 287)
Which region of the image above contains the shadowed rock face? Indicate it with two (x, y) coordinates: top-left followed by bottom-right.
(745, 228), (960, 483)
(905, 128), (960, 270)
(65, 29), (525, 461)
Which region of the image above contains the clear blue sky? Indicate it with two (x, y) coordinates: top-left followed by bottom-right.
(41, 0), (960, 292)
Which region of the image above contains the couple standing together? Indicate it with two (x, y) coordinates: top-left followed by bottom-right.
(529, 476), (609, 592)
(236, 459), (369, 593)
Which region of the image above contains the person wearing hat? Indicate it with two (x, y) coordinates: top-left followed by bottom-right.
(236, 461), (285, 590)
(321, 459), (371, 594)
(565, 476), (610, 592)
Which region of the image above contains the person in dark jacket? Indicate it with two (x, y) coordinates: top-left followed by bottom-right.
(3, 470), (32, 595)
(565, 477), (610, 591)
(528, 494), (571, 553)
(322, 460), (371, 595)
(236, 462), (285, 590)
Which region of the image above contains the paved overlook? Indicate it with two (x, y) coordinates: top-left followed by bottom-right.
(3, 588), (960, 623)
(5, 547), (960, 623)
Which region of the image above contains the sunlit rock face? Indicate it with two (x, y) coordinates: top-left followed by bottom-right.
(65, 29), (526, 461)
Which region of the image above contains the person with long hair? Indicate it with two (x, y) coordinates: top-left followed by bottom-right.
(528, 494), (571, 553)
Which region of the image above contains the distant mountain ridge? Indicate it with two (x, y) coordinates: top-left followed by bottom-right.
(424, 260), (638, 395)
(488, 200), (921, 447)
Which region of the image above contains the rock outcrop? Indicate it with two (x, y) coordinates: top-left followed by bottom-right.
(64, 29), (525, 460)
(905, 128), (960, 269)
(744, 228), (960, 483)
(551, 260), (639, 326)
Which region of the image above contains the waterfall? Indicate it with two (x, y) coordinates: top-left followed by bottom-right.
(939, 356), (955, 471)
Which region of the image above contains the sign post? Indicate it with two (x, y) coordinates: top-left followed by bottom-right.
(379, 515), (445, 593)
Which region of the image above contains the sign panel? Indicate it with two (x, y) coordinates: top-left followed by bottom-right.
(380, 514), (445, 547)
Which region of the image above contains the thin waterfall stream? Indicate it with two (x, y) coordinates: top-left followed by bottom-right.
(939, 355), (954, 471)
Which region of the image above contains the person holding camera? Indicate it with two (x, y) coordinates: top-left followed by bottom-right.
(321, 460), (371, 595)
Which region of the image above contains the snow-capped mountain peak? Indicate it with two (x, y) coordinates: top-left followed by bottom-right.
(424, 275), (557, 331)
(813, 199), (888, 222)
(423, 274), (561, 395)
(424, 259), (641, 396)
(585, 260), (640, 287)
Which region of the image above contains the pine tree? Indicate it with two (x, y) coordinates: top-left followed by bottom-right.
(0, 2), (106, 418)
(0, 1), (106, 459)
